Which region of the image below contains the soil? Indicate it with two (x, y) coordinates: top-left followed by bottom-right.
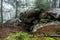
(0, 24), (28, 40)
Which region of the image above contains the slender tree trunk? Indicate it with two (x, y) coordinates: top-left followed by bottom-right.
(15, 0), (17, 18)
(1, 0), (3, 25)
(56, 0), (59, 8)
(52, 0), (56, 8)
(59, 0), (60, 8)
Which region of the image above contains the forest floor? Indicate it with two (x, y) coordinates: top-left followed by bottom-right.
(0, 24), (60, 40)
(0, 24), (28, 40)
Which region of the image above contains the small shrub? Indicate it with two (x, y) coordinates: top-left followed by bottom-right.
(5, 32), (30, 40)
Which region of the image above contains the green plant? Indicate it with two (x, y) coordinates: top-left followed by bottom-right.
(35, 0), (50, 10)
(5, 32), (31, 40)
(45, 37), (55, 40)
(5, 31), (56, 40)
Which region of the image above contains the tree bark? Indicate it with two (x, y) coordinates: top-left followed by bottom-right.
(1, 0), (3, 25)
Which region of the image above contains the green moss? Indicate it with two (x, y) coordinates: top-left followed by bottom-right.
(5, 32), (56, 40)
(45, 37), (55, 40)
(5, 32), (31, 40)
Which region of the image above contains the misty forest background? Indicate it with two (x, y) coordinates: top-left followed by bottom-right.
(0, 0), (60, 40)
(0, 0), (60, 23)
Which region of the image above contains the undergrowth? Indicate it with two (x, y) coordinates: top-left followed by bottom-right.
(5, 31), (56, 40)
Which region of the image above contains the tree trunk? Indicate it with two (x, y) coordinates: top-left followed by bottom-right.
(1, 0), (3, 24)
